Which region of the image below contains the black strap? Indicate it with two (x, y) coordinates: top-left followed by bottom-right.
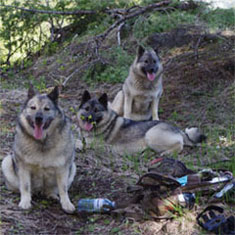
(197, 206), (235, 234)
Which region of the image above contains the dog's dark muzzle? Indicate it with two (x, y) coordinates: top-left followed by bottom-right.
(35, 112), (43, 125)
(148, 66), (158, 74)
(142, 66), (158, 75)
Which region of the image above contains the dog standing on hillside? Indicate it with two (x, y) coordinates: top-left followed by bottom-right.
(1, 86), (76, 213)
(77, 90), (206, 155)
(111, 45), (163, 121)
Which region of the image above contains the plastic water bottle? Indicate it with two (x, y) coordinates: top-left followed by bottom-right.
(77, 198), (116, 213)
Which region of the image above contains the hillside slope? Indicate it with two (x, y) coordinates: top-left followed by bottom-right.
(0, 2), (234, 234)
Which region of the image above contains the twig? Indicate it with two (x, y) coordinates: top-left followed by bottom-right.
(194, 35), (204, 59)
(117, 22), (125, 46)
(0, 4), (96, 15)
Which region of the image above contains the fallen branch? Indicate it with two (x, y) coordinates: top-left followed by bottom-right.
(0, 4), (96, 15)
(0, 0), (197, 17)
(117, 22), (125, 46)
(0, 0), (171, 18)
(97, 0), (171, 42)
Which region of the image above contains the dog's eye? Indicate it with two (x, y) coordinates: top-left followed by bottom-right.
(30, 106), (36, 110)
(44, 107), (50, 111)
(145, 60), (149, 64)
(153, 59), (156, 63)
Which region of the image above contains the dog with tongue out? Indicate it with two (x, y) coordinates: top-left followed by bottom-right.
(1, 85), (76, 214)
(111, 45), (163, 121)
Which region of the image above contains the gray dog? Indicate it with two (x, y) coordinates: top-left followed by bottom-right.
(111, 45), (163, 121)
(77, 90), (206, 155)
(1, 86), (76, 213)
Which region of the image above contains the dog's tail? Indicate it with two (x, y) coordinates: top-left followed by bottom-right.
(2, 155), (19, 191)
(182, 127), (206, 146)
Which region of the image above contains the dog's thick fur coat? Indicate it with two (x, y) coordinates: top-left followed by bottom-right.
(1, 86), (76, 213)
(111, 45), (163, 121)
(77, 91), (206, 155)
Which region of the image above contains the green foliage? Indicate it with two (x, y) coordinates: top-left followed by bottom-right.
(111, 227), (121, 234)
(82, 46), (134, 84)
(44, 42), (59, 56)
(133, 6), (234, 41)
(73, 0), (134, 10)
(133, 11), (196, 39)
(26, 75), (46, 91)
(0, 0), (234, 82)
(200, 8), (235, 29)
(0, 0), (137, 66)
(0, 0), (67, 65)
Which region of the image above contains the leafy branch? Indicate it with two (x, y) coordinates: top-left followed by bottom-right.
(0, 4), (96, 15)
(97, 0), (171, 42)
(0, 0), (198, 69)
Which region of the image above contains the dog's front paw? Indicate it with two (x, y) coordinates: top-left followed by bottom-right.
(19, 199), (32, 210)
(152, 114), (159, 121)
(61, 201), (75, 214)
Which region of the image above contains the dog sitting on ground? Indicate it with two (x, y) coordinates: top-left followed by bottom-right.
(77, 90), (206, 156)
(110, 45), (163, 121)
(1, 86), (76, 213)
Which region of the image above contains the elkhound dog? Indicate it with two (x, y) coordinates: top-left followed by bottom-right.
(77, 90), (206, 155)
(1, 86), (76, 213)
(110, 45), (163, 121)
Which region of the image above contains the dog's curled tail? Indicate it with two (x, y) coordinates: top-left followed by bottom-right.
(183, 127), (206, 146)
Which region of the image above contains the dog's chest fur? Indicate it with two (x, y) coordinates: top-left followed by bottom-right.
(125, 73), (163, 114)
(14, 123), (74, 169)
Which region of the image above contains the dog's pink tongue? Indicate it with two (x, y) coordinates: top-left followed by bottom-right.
(34, 125), (43, 139)
(84, 122), (93, 131)
(147, 73), (156, 81)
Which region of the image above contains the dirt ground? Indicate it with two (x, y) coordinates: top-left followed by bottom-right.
(0, 28), (234, 234)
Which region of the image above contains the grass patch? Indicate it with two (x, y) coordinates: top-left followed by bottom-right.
(82, 46), (134, 85)
(201, 8), (235, 30)
(133, 11), (196, 39)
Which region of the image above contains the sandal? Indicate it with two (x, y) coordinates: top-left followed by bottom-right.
(197, 205), (235, 234)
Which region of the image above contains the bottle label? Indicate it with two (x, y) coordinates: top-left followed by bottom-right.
(178, 194), (185, 203)
(176, 175), (188, 186)
(94, 199), (103, 212)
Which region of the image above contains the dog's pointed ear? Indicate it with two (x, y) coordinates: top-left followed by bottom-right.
(48, 86), (59, 104)
(98, 93), (108, 109)
(27, 84), (35, 100)
(137, 45), (145, 59)
(80, 90), (91, 108)
(153, 47), (159, 56)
